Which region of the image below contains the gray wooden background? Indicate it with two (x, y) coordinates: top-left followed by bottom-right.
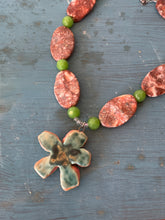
(1, 0), (165, 219)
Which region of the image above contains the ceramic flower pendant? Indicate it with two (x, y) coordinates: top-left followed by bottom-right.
(34, 130), (91, 191)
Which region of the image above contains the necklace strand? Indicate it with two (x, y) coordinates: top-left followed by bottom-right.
(34, 0), (165, 191)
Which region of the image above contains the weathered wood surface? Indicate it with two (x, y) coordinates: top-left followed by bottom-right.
(1, 0), (165, 219)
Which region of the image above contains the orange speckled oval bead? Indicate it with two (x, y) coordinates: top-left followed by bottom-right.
(156, 0), (165, 19)
(99, 94), (137, 128)
(50, 26), (74, 61)
(141, 64), (165, 97)
(54, 70), (80, 109)
(67, 0), (96, 22)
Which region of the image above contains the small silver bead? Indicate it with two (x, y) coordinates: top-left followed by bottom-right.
(74, 118), (88, 130)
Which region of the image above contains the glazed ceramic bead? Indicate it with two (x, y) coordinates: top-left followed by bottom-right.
(68, 106), (80, 119)
(134, 90), (146, 102)
(88, 117), (100, 130)
(56, 59), (69, 71)
(62, 16), (74, 28)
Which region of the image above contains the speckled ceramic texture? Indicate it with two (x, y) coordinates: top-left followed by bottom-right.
(34, 130), (91, 191)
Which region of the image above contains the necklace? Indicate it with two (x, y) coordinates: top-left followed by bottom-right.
(34, 0), (165, 191)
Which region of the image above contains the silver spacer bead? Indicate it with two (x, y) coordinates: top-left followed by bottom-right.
(140, 0), (156, 5)
(73, 118), (88, 131)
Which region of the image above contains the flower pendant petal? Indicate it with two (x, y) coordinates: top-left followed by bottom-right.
(34, 156), (58, 179)
(38, 131), (62, 152)
(60, 165), (80, 191)
(69, 148), (91, 167)
(63, 130), (88, 149)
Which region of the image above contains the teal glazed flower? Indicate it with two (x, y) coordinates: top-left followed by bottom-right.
(34, 130), (91, 191)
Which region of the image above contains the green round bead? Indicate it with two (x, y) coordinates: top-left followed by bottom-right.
(56, 59), (69, 71)
(88, 117), (100, 130)
(133, 89), (146, 102)
(62, 16), (74, 28)
(67, 106), (80, 119)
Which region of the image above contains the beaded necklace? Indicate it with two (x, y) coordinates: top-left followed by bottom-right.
(34, 0), (165, 191)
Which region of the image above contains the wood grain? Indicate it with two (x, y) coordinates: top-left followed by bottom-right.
(1, 0), (165, 219)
